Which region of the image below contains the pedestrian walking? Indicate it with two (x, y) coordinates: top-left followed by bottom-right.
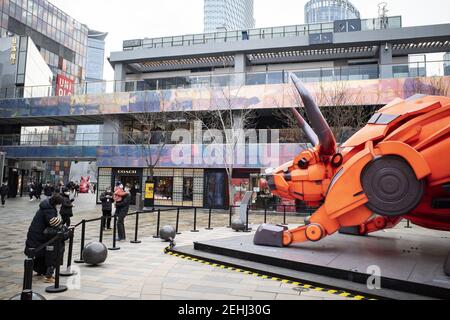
(100, 187), (114, 230)
(114, 183), (131, 241)
(60, 187), (74, 227)
(36, 183), (42, 200)
(0, 182), (9, 207)
(43, 182), (54, 200)
(28, 181), (36, 201)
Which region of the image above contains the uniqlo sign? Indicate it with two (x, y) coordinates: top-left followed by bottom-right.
(56, 75), (74, 96)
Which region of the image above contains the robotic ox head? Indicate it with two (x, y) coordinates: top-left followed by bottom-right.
(266, 74), (338, 206)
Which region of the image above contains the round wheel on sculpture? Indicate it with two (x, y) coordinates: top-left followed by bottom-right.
(361, 156), (424, 217)
(160, 225), (176, 242)
(82, 242), (108, 266)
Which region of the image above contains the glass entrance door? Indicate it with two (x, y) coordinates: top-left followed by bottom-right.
(204, 170), (227, 209)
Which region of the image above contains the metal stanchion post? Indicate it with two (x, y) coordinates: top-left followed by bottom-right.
(405, 219), (412, 229)
(109, 215), (120, 251)
(243, 206), (251, 233)
(227, 206), (233, 228)
(175, 208), (181, 235)
(99, 216), (105, 243)
(74, 220), (86, 263)
(153, 209), (161, 238)
(10, 254), (46, 300)
(264, 203), (268, 224)
(21, 258), (34, 300)
(206, 208), (213, 230)
(131, 212), (141, 244)
(191, 208), (199, 232)
(46, 232), (68, 293)
(283, 205), (288, 226)
(60, 229), (77, 277)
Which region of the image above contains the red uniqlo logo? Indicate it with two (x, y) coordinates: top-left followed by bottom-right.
(56, 75), (74, 96)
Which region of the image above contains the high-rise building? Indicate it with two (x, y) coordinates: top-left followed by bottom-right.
(305, 0), (360, 24)
(204, 0), (255, 33)
(86, 29), (107, 82)
(0, 0), (89, 84)
(0, 0), (92, 191)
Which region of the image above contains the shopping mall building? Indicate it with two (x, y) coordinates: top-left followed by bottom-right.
(1, 15), (450, 209)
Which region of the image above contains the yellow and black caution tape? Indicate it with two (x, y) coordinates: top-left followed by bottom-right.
(164, 246), (377, 301)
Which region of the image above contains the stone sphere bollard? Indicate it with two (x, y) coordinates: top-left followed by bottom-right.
(160, 225), (176, 242)
(82, 242), (108, 266)
(231, 216), (246, 232)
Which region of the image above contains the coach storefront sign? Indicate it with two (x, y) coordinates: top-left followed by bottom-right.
(114, 169), (139, 176)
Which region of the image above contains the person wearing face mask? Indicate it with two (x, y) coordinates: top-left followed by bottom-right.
(43, 182), (55, 199)
(100, 187), (114, 230)
(60, 187), (75, 227)
(25, 194), (66, 283)
(114, 183), (131, 241)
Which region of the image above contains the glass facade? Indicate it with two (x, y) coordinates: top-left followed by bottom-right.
(86, 29), (107, 82)
(204, 0), (255, 33)
(305, 0), (360, 24)
(0, 0), (88, 83)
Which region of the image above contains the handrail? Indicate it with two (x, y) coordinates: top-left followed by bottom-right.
(0, 57), (448, 101)
(123, 16), (403, 50)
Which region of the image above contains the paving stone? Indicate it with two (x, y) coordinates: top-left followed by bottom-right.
(0, 194), (365, 301)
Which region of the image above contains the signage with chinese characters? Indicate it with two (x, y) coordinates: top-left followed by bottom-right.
(309, 33), (333, 45)
(10, 37), (17, 65)
(56, 74), (74, 96)
(334, 19), (362, 33)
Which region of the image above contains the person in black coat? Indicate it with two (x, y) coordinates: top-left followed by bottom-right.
(28, 182), (36, 201)
(36, 183), (42, 200)
(60, 187), (74, 227)
(114, 184), (131, 241)
(43, 182), (54, 199)
(25, 195), (67, 282)
(0, 182), (9, 207)
(100, 187), (114, 230)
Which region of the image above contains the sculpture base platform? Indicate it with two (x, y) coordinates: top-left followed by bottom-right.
(173, 229), (450, 300)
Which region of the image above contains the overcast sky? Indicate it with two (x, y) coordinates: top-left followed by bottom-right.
(49, 0), (450, 80)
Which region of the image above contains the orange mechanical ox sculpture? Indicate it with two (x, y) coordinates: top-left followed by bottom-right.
(254, 74), (450, 248)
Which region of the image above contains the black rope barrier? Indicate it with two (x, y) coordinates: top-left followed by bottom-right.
(206, 208), (213, 230)
(130, 211), (141, 244)
(191, 208), (199, 233)
(60, 228), (77, 277)
(45, 232), (68, 294)
(175, 208), (181, 235)
(74, 220), (86, 264)
(153, 209), (161, 239)
(109, 215), (120, 251)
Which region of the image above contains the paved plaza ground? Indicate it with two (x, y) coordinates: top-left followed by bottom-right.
(1, 193), (440, 301)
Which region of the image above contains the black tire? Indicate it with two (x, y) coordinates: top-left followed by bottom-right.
(361, 156), (424, 217)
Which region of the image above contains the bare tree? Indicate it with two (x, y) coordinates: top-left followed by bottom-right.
(426, 76), (450, 97)
(192, 84), (255, 207)
(120, 93), (179, 180)
(314, 81), (371, 144)
(274, 80), (371, 145)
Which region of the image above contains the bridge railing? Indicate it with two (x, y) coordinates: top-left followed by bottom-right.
(0, 59), (448, 101)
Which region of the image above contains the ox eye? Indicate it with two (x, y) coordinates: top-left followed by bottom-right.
(298, 158), (309, 169)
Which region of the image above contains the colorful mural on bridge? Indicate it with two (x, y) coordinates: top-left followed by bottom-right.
(0, 76), (449, 119)
(0, 144), (304, 170)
